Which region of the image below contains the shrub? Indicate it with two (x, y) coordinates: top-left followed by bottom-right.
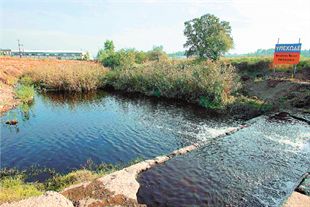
(105, 60), (240, 108)
(16, 85), (35, 103)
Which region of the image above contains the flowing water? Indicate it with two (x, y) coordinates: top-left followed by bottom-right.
(0, 91), (238, 173)
(137, 115), (310, 207)
(2, 91), (309, 206)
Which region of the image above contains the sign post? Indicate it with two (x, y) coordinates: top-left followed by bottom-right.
(273, 40), (302, 77)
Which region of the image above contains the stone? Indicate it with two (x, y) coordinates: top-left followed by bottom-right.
(0, 191), (74, 207)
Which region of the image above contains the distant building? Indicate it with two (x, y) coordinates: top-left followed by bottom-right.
(0, 49), (12, 56)
(10, 50), (87, 60)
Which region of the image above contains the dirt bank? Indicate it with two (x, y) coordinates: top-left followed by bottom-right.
(242, 78), (310, 113)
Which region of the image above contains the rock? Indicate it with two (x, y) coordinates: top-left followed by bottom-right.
(241, 75), (250, 81)
(293, 95), (310, 108)
(0, 191), (74, 207)
(297, 174), (310, 196)
(5, 120), (18, 125)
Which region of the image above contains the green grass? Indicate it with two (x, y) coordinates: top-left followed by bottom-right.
(232, 96), (273, 112)
(223, 56), (310, 72)
(44, 170), (96, 191)
(0, 158), (144, 203)
(0, 177), (42, 204)
(15, 85), (35, 103)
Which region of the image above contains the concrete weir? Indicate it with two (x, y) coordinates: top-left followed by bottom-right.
(91, 125), (245, 201)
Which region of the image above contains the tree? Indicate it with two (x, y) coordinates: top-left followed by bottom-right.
(82, 51), (91, 60)
(97, 40), (120, 68)
(97, 40), (115, 62)
(184, 14), (233, 60)
(147, 45), (168, 61)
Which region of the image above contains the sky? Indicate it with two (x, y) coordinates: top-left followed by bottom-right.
(0, 0), (309, 56)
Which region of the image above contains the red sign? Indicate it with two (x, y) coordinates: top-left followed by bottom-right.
(273, 43), (301, 65)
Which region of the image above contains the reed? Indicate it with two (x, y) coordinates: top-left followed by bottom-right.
(106, 60), (240, 109)
(24, 61), (108, 92)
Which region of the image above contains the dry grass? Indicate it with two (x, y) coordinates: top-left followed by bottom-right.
(0, 57), (108, 92)
(24, 60), (108, 91)
(0, 57), (108, 113)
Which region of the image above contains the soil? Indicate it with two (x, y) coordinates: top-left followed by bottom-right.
(0, 84), (20, 115)
(0, 191), (74, 207)
(61, 181), (144, 207)
(243, 78), (310, 113)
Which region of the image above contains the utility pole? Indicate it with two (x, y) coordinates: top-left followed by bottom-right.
(17, 39), (23, 58)
(293, 38), (301, 77)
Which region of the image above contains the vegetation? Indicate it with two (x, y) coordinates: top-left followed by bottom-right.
(97, 40), (168, 69)
(184, 14), (233, 60)
(15, 77), (35, 103)
(23, 61), (108, 91)
(105, 59), (240, 109)
(15, 85), (35, 103)
(0, 157), (143, 203)
(226, 48), (310, 57)
(0, 177), (42, 203)
(223, 56), (310, 72)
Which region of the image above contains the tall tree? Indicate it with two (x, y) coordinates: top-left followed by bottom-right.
(184, 14), (233, 60)
(97, 40), (115, 61)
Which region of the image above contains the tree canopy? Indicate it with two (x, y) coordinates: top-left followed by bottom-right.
(184, 14), (233, 60)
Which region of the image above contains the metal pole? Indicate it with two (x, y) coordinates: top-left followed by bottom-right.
(274, 38), (279, 74)
(293, 65), (297, 78)
(293, 38), (301, 78)
(17, 39), (23, 58)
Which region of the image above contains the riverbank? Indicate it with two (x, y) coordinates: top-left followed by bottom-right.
(0, 57), (107, 114)
(2, 57), (309, 116)
(1, 57), (309, 206)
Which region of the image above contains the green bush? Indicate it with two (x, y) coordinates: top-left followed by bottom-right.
(16, 85), (35, 103)
(105, 60), (240, 108)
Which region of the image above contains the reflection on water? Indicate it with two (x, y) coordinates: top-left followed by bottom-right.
(40, 91), (108, 110)
(1, 91), (239, 173)
(137, 116), (310, 207)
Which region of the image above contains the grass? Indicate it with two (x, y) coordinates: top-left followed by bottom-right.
(105, 59), (240, 109)
(24, 61), (108, 92)
(15, 85), (35, 103)
(0, 177), (42, 203)
(222, 56), (310, 72)
(231, 95), (273, 113)
(44, 170), (96, 191)
(0, 158), (143, 203)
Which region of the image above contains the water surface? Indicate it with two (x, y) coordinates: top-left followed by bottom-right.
(137, 116), (310, 207)
(1, 91), (238, 173)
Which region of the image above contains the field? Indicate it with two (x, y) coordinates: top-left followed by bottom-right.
(0, 57), (107, 113)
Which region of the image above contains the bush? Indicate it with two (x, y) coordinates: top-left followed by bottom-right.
(105, 60), (240, 108)
(16, 85), (35, 103)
